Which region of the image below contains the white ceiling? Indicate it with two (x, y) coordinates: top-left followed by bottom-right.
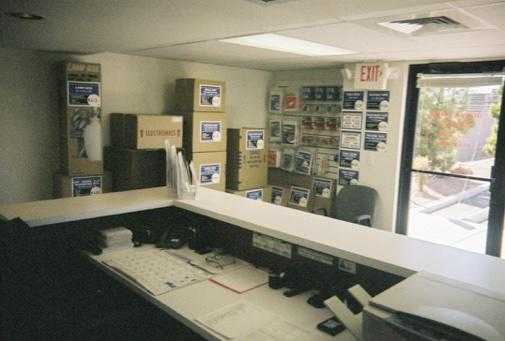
(1, 0), (504, 70)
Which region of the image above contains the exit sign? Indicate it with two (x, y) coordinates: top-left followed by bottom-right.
(354, 63), (389, 90)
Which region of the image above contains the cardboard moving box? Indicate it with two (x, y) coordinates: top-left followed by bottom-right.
(226, 128), (267, 191)
(175, 78), (226, 113)
(182, 112), (227, 154)
(54, 173), (111, 198)
(110, 113), (183, 149)
(191, 151), (226, 192)
(61, 62), (104, 175)
(104, 147), (166, 192)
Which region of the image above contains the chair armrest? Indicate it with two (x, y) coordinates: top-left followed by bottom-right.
(355, 214), (372, 227)
(312, 208), (329, 216)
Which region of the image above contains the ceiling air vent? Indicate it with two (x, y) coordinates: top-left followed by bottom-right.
(378, 15), (467, 36)
(244, 0), (300, 5)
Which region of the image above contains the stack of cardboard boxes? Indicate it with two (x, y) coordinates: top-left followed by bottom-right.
(107, 113), (182, 191)
(54, 62), (110, 198)
(175, 78), (227, 191)
(226, 128), (269, 201)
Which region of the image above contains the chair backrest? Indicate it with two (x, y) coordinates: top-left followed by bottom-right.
(330, 185), (378, 226)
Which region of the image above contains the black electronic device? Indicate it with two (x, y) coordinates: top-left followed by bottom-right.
(317, 317), (345, 336)
(268, 271), (288, 289)
(157, 226), (191, 249)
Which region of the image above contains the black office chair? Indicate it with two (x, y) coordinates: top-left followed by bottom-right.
(314, 185), (378, 227)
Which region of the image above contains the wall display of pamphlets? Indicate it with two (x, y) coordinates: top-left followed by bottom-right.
(313, 148), (339, 180)
(363, 90), (389, 152)
(343, 91), (365, 111)
(366, 91), (390, 111)
(364, 132), (388, 152)
(341, 112), (363, 130)
(340, 131), (361, 150)
(268, 146), (282, 168)
(288, 186), (311, 208)
(365, 112), (389, 132)
(339, 169), (359, 186)
(281, 119), (299, 146)
(280, 148), (295, 171)
(339, 150), (360, 169)
(312, 178), (333, 199)
(284, 87), (299, 112)
(293, 149), (313, 176)
(269, 90), (284, 114)
(269, 117), (282, 142)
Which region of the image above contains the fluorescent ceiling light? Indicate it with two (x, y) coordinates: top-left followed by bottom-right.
(378, 21), (422, 35)
(220, 33), (355, 56)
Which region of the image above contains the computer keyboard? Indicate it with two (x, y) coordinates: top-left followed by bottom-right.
(103, 249), (209, 296)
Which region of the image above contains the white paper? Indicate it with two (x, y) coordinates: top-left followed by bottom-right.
(210, 266), (268, 293)
(237, 319), (318, 341)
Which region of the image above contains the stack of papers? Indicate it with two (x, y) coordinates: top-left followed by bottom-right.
(98, 226), (133, 251)
(195, 300), (317, 340)
(209, 266), (268, 293)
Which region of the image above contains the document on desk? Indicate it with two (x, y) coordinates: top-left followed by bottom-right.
(209, 266), (268, 293)
(196, 300), (315, 340)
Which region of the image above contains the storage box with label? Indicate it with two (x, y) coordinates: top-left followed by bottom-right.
(175, 79), (226, 113)
(61, 62), (104, 175)
(227, 188), (264, 201)
(110, 113), (182, 149)
(191, 151), (226, 191)
(181, 111), (227, 154)
(53, 173), (111, 198)
(226, 128), (268, 191)
(104, 147), (166, 192)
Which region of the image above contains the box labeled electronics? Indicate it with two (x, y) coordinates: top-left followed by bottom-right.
(61, 62), (103, 175)
(104, 147), (166, 192)
(191, 151), (226, 191)
(226, 128), (268, 191)
(182, 111), (227, 154)
(110, 113), (182, 149)
(53, 173), (111, 198)
(175, 78), (226, 113)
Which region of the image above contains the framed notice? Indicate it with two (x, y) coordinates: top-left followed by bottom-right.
(364, 132), (387, 152)
(339, 150), (360, 169)
(341, 131), (362, 150)
(293, 150), (313, 175)
(339, 169), (359, 186)
(67, 81), (101, 107)
(199, 163), (221, 185)
(343, 91), (364, 111)
(200, 121), (222, 143)
(342, 112), (363, 130)
(199, 84), (222, 108)
(365, 112), (389, 131)
(269, 118), (281, 142)
(271, 186), (284, 205)
(269, 90), (284, 114)
(366, 91), (390, 111)
(246, 129), (265, 150)
(288, 186), (310, 208)
(312, 178), (333, 198)
(245, 189), (263, 201)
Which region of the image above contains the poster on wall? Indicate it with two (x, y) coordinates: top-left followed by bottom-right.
(342, 112), (363, 130)
(68, 81), (101, 107)
(294, 150), (313, 175)
(312, 178), (333, 198)
(200, 121), (222, 143)
(339, 169), (359, 186)
(364, 132), (388, 152)
(289, 186), (311, 208)
(343, 91), (364, 111)
(365, 112), (389, 132)
(245, 189), (263, 200)
(366, 91), (390, 111)
(341, 131), (362, 150)
(199, 84), (222, 108)
(246, 129), (265, 150)
(269, 119), (281, 142)
(269, 90), (284, 114)
(339, 150), (360, 169)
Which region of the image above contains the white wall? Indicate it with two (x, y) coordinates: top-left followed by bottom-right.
(272, 64), (409, 231)
(0, 48), (272, 204)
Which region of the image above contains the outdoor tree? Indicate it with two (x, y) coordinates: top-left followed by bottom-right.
(414, 87), (475, 191)
(483, 86), (503, 156)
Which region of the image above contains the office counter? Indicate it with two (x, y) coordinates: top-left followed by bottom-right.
(2, 186), (505, 296)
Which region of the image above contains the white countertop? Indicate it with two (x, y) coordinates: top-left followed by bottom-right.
(2, 186), (505, 296)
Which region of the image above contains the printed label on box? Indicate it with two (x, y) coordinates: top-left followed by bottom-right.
(246, 130), (265, 150)
(200, 121), (222, 143)
(68, 81), (101, 107)
(245, 189), (263, 200)
(200, 163), (221, 185)
(199, 84), (222, 107)
(72, 176), (102, 197)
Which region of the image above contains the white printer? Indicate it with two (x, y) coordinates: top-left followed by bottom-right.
(363, 271), (505, 341)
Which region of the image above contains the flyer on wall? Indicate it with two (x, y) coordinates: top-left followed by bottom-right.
(364, 132), (388, 152)
(339, 150), (360, 169)
(340, 131), (362, 150)
(68, 81), (101, 107)
(246, 129), (265, 150)
(342, 112), (363, 130)
(365, 112), (389, 132)
(312, 178), (333, 198)
(366, 91), (390, 111)
(294, 150), (313, 175)
(339, 169), (359, 186)
(289, 186), (310, 208)
(343, 91), (365, 111)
